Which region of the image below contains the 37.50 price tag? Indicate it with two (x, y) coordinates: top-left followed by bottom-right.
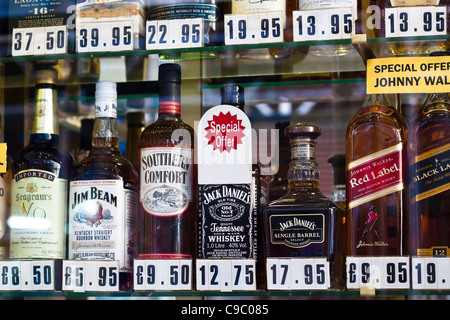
(266, 258), (330, 290)
(76, 21), (134, 53)
(293, 7), (355, 42)
(12, 26), (68, 56)
(146, 18), (203, 50)
(385, 6), (447, 37)
(224, 12), (284, 45)
(134, 259), (192, 291)
(62, 260), (119, 292)
(411, 257), (450, 290)
(0, 260), (55, 291)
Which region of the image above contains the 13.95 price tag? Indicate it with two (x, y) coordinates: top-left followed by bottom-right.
(62, 260), (119, 292)
(411, 257), (450, 290)
(77, 21), (134, 53)
(12, 26), (68, 56)
(0, 260), (56, 291)
(134, 259), (192, 291)
(146, 18), (204, 50)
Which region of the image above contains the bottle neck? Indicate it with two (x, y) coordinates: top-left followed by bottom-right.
(92, 97), (119, 149)
(287, 137), (320, 191)
(363, 93), (389, 108)
(422, 92), (450, 111)
(158, 82), (181, 120)
(30, 84), (59, 138)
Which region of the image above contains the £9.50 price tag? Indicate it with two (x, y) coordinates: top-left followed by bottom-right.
(146, 18), (204, 50)
(62, 260), (119, 292)
(0, 260), (55, 291)
(134, 259), (192, 291)
(293, 7), (355, 42)
(411, 257), (450, 290)
(385, 6), (447, 37)
(77, 21), (134, 53)
(12, 26), (68, 56)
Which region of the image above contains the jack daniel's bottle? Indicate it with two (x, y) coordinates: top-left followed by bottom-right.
(69, 81), (139, 291)
(10, 68), (74, 259)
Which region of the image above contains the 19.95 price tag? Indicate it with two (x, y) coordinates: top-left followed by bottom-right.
(196, 259), (256, 291)
(12, 26), (68, 56)
(266, 258), (330, 290)
(62, 260), (119, 292)
(292, 7), (355, 42)
(77, 21), (134, 53)
(0, 260), (56, 291)
(146, 18), (203, 50)
(411, 257), (450, 290)
(385, 6), (447, 37)
(224, 12), (284, 45)
(134, 259), (192, 291)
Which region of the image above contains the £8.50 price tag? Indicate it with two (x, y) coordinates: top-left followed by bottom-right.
(0, 260), (55, 291)
(77, 21), (134, 53)
(385, 6), (447, 37)
(146, 18), (204, 50)
(411, 257), (450, 290)
(12, 26), (68, 57)
(134, 259), (192, 291)
(62, 260), (119, 292)
(293, 7), (355, 42)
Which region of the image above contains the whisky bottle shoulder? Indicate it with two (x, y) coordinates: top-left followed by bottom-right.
(140, 119), (194, 148)
(264, 190), (339, 211)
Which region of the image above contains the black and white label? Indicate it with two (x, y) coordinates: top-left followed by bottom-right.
(62, 260), (119, 292)
(0, 260), (55, 291)
(146, 18), (204, 50)
(76, 21), (134, 52)
(12, 26), (67, 56)
(134, 259), (192, 291)
(411, 257), (450, 290)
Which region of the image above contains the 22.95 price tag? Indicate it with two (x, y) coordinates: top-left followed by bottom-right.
(134, 259), (192, 291)
(12, 26), (68, 56)
(0, 260), (56, 291)
(77, 21), (134, 53)
(146, 18), (203, 50)
(62, 260), (119, 292)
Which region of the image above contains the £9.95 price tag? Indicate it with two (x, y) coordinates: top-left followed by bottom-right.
(134, 259), (192, 291)
(411, 257), (450, 290)
(62, 260), (119, 292)
(146, 18), (204, 50)
(77, 21), (134, 53)
(12, 26), (68, 56)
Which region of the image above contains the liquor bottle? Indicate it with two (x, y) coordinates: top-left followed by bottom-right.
(69, 81), (139, 291)
(269, 122), (290, 202)
(346, 94), (409, 256)
(76, 118), (94, 163)
(0, 152), (11, 260)
(139, 63), (195, 259)
(327, 154), (346, 210)
(409, 59), (450, 256)
(126, 111), (145, 169)
(262, 122), (346, 289)
(10, 68), (74, 259)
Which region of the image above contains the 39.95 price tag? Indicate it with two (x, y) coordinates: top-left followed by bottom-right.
(196, 259), (256, 291)
(0, 260), (56, 291)
(411, 257), (450, 290)
(146, 18), (204, 50)
(62, 260), (119, 292)
(385, 6), (447, 37)
(266, 258), (330, 290)
(346, 256), (410, 290)
(224, 12), (284, 45)
(12, 26), (68, 57)
(134, 259), (192, 291)
(76, 21), (134, 53)
(293, 7), (355, 42)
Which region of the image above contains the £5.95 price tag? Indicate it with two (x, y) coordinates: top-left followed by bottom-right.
(0, 260), (55, 291)
(146, 18), (204, 50)
(77, 21), (134, 53)
(134, 259), (192, 291)
(12, 26), (68, 57)
(411, 257), (450, 290)
(62, 260), (119, 292)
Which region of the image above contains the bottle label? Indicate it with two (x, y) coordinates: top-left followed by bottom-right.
(357, 105), (394, 117)
(0, 176), (7, 241)
(232, 0), (286, 27)
(140, 147), (193, 217)
(199, 184), (254, 259)
(10, 169), (67, 259)
(95, 99), (117, 118)
(390, 0), (440, 6)
(269, 213), (325, 248)
(149, 3), (218, 23)
(33, 88), (57, 135)
(299, 0), (356, 10)
(291, 143), (315, 160)
(69, 180), (137, 271)
(347, 143), (404, 210)
(410, 143), (450, 203)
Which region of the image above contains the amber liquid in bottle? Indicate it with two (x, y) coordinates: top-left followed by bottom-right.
(409, 87), (450, 257)
(262, 123), (346, 289)
(139, 63), (196, 259)
(346, 94), (409, 256)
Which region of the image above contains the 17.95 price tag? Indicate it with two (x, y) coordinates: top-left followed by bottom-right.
(62, 260), (119, 292)
(146, 18), (203, 50)
(134, 259), (192, 291)
(12, 26), (68, 56)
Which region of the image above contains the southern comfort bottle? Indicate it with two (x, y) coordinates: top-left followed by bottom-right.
(139, 63), (195, 259)
(69, 81), (139, 291)
(10, 68), (74, 259)
(346, 94), (409, 256)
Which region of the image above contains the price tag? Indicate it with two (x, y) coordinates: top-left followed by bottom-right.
(62, 260), (119, 292)
(134, 259), (192, 291)
(266, 258), (330, 290)
(146, 18), (204, 50)
(196, 259), (256, 291)
(346, 256), (410, 290)
(292, 7), (355, 42)
(385, 6), (447, 37)
(11, 26), (68, 57)
(0, 260), (55, 291)
(77, 21), (134, 53)
(411, 257), (450, 290)
(224, 12), (284, 45)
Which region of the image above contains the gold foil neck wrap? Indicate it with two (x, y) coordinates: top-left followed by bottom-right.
(35, 69), (58, 85)
(31, 88), (58, 135)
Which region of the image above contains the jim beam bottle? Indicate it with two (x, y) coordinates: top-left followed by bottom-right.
(139, 63), (195, 259)
(69, 81), (139, 291)
(197, 85), (256, 260)
(10, 68), (74, 259)
(346, 94), (409, 256)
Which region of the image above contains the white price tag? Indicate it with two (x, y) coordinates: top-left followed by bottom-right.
(346, 256), (410, 290)
(411, 257), (450, 290)
(134, 259), (192, 291)
(266, 258), (330, 290)
(292, 7), (355, 42)
(77, 21), (134, 53)
(62, 260), (119, 292)
(146, 18), (204, 50)
(12, 26), (68, 57)
(196, 259), (256, 291)
(0, 260), (55, 291)
(224, 12), (284, 45)
(385, 6), (447, 37)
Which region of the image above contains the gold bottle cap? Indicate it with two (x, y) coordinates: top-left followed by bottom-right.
(35, 69), (58, 85)
(285, 122), (321, 139)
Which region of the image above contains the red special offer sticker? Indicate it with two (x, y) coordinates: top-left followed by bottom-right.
(204, 111), (246, 153)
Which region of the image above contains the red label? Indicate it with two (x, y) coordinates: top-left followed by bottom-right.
(347, 143), (404, 209)
(159, 101), (180, 114)
(204, 111), (246, 153)
(357, 105), (393, 117)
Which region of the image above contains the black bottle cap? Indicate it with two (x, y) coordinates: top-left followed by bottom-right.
(285, 122), (321, 139)
(159, 63), (181, 84)
(429, 51), (450, 56)
(328, 154), (346, 185)
(127, 111), (145, 127)
(221, 85), (245, 108)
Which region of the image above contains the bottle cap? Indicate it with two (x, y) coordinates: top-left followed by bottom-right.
(159, 63), (181, 84)
(95, 81), (117, 118)
(221, 85), (245, 107)
(429, 51), (450, 56)
(127, 111), (145, 127)
(35, 69), (58, 85)
(285, 122), (321, 140)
